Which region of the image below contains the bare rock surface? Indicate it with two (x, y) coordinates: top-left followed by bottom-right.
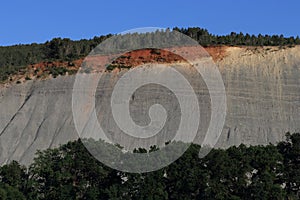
(1, 46), (300, 166)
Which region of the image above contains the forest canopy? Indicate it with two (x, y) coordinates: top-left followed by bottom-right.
(0, 133), (299, 200)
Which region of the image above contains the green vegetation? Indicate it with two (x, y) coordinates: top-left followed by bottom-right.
(106, 64), (132, 71)
(175, 27), (300, 46)
(0, 36), (111, 82)
(0, 133), (299, 199)
(48, 66), (68, 78)
(0, 27), (300, 82)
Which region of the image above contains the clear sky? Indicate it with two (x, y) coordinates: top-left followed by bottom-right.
(1, 0), (300, 46)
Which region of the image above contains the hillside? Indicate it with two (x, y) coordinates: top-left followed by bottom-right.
(0, 44), (300, 165)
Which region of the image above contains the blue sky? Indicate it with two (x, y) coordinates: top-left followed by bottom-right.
(1, 0), (300, 46)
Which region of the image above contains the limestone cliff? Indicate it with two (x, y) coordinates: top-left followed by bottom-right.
(1, 46), (300, 166)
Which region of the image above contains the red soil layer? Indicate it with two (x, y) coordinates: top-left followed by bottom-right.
(205, 46), (228, 61)
(111, 48), (187, 67)
(2, 46), (228, 85)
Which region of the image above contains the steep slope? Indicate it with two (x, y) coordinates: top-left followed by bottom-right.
(0, 46), (300, 166)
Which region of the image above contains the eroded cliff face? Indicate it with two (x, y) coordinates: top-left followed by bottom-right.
(220, 46), (300, 143)
(1, 46), (300, 166)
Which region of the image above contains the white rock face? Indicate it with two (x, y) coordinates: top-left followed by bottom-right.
(1, 46), (300, 166)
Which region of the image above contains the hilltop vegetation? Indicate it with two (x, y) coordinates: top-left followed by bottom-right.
(0, 133), (299, 200)
(0, 36), (110, 82)
(1, 27), (300, 82)
(174, 27), (300, 46)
